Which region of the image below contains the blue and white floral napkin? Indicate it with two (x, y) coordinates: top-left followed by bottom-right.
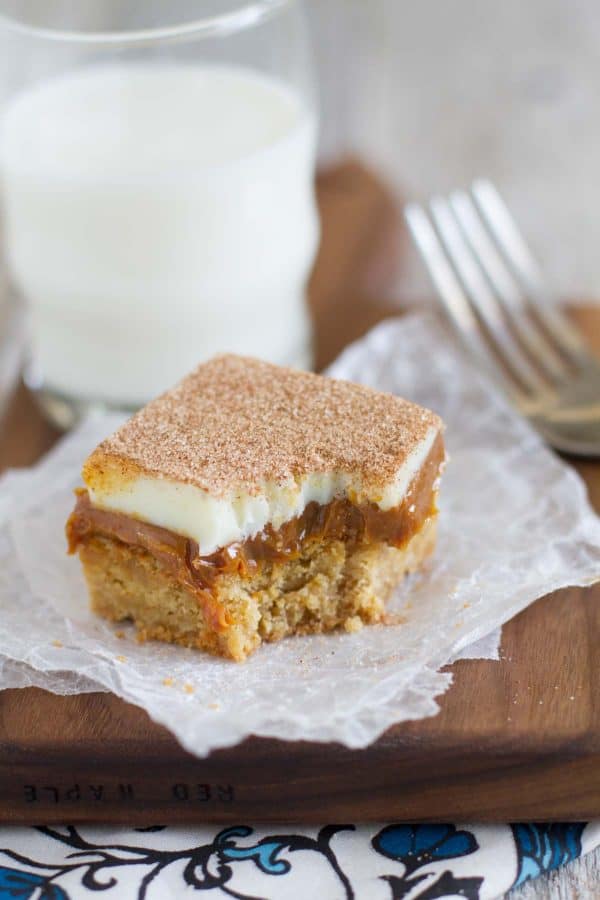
(1, 821), (599, 899)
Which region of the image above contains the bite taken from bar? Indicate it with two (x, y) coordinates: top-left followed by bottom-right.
(67, 355), (445, 661)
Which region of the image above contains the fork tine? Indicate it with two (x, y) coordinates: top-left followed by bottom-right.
(449, 190), (567, 382)
(404, 203), (525, 400)
(429, 196), (549, 395)
(472, 179), (590, 366)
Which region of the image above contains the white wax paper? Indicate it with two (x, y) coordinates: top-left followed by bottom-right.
(1, 314), (599, 757)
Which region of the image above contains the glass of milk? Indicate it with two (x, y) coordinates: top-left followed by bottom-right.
(0, 1), (319, 426)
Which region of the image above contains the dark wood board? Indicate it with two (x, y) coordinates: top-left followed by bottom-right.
(1, 162), (599, 824)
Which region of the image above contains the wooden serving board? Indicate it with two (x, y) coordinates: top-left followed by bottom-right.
(1, 162), (599, 825)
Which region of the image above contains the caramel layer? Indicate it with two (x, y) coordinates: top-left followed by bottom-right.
(67, 434), (444, 628)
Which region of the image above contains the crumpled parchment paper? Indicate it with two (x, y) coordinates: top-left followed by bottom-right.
(1, 313), (599, 757)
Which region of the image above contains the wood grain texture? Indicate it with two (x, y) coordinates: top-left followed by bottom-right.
(509, 848), (600, 900)
(0, 163), (599, 826)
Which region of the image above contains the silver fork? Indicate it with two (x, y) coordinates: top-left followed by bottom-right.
(405, 180), (600, 457)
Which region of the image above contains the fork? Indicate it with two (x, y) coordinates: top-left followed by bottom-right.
(405, 180), (600, 457)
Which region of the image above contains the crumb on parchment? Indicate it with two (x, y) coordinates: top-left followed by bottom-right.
(344, 616), (363, 634)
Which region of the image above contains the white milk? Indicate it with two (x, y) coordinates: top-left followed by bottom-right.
(0, 64), (318, 405)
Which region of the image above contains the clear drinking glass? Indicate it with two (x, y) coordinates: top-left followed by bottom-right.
(0, 1), (319, 427)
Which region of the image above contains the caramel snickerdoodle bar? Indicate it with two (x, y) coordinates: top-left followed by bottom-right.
(67, 355), (445, 661)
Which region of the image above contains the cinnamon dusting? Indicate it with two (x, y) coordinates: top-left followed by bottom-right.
(83, 354), (443, 498)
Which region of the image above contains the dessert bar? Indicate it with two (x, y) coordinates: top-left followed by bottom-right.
(67, 355), (445, 660)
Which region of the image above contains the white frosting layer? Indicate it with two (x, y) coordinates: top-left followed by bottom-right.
(87, 425), (439, 556)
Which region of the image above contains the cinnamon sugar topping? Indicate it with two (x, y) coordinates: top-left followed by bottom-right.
(86, 355), (442, 497)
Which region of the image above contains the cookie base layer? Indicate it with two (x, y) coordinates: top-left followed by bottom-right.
(77, 518), (437, 661)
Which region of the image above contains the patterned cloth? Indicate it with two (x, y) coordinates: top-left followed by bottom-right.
(1, 822), (599, 899)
